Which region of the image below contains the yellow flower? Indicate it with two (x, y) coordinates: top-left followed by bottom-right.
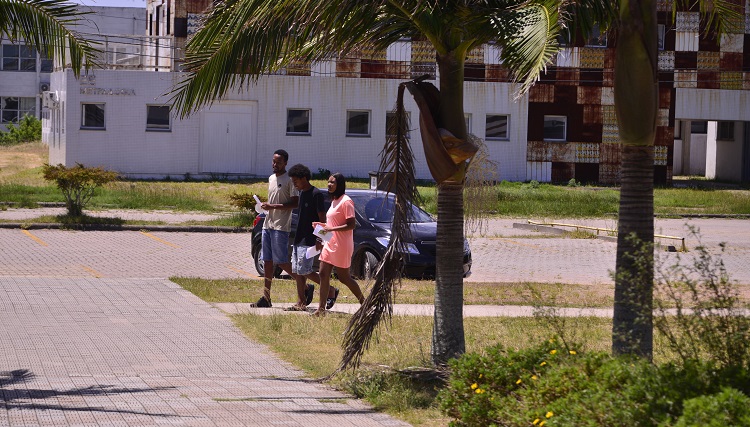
(569, 350), (577, 355)
(531, 375), (538, 380)
(540, 361), (547, 366)
(479, 374), (483, 378)
(539, 421), (546, 426)
(471, 383), (478, 390)
(533, 418), (540, 425)
(546, 411), (554, 418)
(550, 349), (557, 355)
(475, 388), (484, 394)
(516, 379), (522, 384)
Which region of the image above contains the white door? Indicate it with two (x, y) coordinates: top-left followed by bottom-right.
(200, 101), (257, 174)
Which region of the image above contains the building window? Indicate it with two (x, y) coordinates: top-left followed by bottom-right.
(485, 114), (509, 140)
(691, 120), (707, 134)
(657, 24), (665, 51)
(543, 115), (567, 141)
(1, 97), (35, 123)
(81, 103), (105, 129)
(717, 121), (734, 140)
(346, 110), (370, 137)
(386, 112), (410, 139)
(586, 24), (607, 48)
(2, 44), (36, 71)
(286, 108), (310, 135)
(146, 105), (171, 131)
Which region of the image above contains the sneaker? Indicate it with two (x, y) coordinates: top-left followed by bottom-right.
(304, 283), (315, 306)
(325, 287), (339, 310)
(250, 296), (272, 308)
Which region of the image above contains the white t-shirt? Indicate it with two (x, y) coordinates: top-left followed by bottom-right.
(263, 172), (298, 232)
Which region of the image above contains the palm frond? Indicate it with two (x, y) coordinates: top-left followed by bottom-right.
(0, 0), (98, 76)
(338, 80), (420, 372)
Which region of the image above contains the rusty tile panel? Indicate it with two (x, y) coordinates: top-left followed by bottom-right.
(744, 35), (750, 71)
(744, 72), (750, 90)
(411, 63), (436, 79)
(659, 51), (675, 70)
(655, 126), (674, 146)
(411, 41), (436, 63)
(575, 163), (600, 183)
(551, 162), (575, 183)
(658, 108), (670, 127)
(336, 58), (360, 78)
(184, 0), (212, 14)
(659, 71), (675, 89)
(361, 61), (388, 79)
(527, 140), (551, 162)
(580, 123), (604, 143)
(466, 45), (484, 63)
(720, 33), (744, 52)
(599, 141), (622, 165)
(579, 69), (604, 86)
(549, 142), (575, 162)
(720, 52), (743, 71)
(602, 67), (615, 86)
(697, 51), (720, 69)
(675, 70), (698, 88)
(604, 49), (616, 69)
(486, 65), (510, 82)
(464, 63), (486, 81)
(385, 61), (410, 79)
(583, 105), (602, 124)
(600, 87), (615, 106)
(359, 44), (387, 61)
(676, 12), (700, 31)
(555, 69), (579, 86)
(657, 0), (669, 12)
(601, 105), (617, 125)
(577, 86), (602, 105)
(286, 60), (311, 76)
(697, 70), (720, 89)
(658, 87), (672, 109)
(721, 71), (743, 89)
(598, 163), (621, 184)
(699, 31), (720, 52)
(528, 84), (555, 103)
(674, 51), (697, 69)
(575, 142), (600, 163)
(539, 69), (557, 83)
(579, 48), (605, 68)
(554, 85), (578, 104)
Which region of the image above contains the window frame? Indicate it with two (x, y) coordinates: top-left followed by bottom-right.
(80, 102), (106, 130)
(691, 120), (708, 135)
(146, 105), (171, 132)
(717, 121), (734, 141)
(286, 108), (311, 135)
(485, 114), (510, 140)
(1, 43), (36, 71)
(1, 96), (36, 124)
(657, 24), (666, 51)
(346, 109), (371, 137)
(543, 115), (567, 142)
(585, 24), (607, 48)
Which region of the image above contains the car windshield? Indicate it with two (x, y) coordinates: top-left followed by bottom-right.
(350, 193), (433, 223)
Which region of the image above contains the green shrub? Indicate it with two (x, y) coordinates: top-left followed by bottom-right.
(0, 115), (42, 145)
(670, 388), (750, 427)
(42, 163), (118, 216)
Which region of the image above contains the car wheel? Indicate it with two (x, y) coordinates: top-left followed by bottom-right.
(361, 251), (378, 280)
(253, 246), (264, 276)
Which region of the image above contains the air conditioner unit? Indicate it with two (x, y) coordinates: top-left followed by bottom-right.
(41, 91), (59, 109)
(39, 82), (50, 92)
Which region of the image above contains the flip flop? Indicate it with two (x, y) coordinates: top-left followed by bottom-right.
(305, 283), (315, 306)
(284, 305), (307, 312)
(326, 288), (339, 310)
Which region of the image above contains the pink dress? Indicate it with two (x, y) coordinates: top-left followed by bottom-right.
(320, 195), (355, 268)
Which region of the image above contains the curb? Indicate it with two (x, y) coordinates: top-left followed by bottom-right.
(0, 222), (250, 233)
(512, 222), (618, 243)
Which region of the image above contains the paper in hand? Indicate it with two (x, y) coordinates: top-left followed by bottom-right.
(305, 245), (320, 259)
(312, 224), (332, 243)
(253, 195), (268, 215)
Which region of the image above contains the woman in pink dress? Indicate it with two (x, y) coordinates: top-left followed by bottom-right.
(313, 173), (365, 316)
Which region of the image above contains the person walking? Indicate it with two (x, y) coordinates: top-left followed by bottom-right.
(285, 163), (336, 311)
(313, 173), (365, 316)
(253, 149), (298, 308)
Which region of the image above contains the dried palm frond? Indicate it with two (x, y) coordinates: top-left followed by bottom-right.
(338, 78), (420, 372)
(464, 134), (498, 237)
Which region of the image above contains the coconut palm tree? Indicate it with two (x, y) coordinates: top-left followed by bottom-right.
(611, 0), (739, 358)
(171, 0), (613, 368)
(1, 0), (96, 76)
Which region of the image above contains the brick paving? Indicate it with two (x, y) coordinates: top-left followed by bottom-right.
(1, 211), (749, 426)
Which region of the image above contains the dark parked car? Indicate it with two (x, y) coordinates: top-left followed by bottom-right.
(250, 188), (472, 279)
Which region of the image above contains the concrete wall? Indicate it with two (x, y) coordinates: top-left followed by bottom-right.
(45, 69), (528, 181)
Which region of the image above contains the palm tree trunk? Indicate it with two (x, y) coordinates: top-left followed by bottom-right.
(612, 0), (657, 359)
(432, 52), (467, 366)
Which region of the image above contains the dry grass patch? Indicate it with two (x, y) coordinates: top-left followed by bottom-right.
(0, 142), (48, 184)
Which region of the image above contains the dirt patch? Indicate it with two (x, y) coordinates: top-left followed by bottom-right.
(0, 142), (48, 180)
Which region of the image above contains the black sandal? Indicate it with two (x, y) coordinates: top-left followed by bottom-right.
(326, 288), (339, 310)
(305, 283), (315, 306)
(250, 296), (272, 308)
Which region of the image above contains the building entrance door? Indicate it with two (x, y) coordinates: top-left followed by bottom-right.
(200, 101), (257, 174)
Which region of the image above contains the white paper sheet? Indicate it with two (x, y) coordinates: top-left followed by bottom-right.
(253, 195), (268, 214)
(312, 224), (332, 242)
(305, 245), (320, 259)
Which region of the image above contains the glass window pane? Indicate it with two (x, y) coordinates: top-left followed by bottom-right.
(286, 109), (310, 134)
(485, 115), (508, 139)
(20, 45), (35, 58)
(40, 59), (53, 73)
(20, 97), (36, 111)
(3, 58), (19, 70)
(82, 103), (105, 129)
(21, 58), (36, 71)
(3, 44), (19, 57)
(146, 105), (170, 130)
(346, 110), (369, 136)
(2, 97), (19, 110)
(2, 110), (19, 123)
(543, 116), (567, 140)
(691, 121), (707, 134)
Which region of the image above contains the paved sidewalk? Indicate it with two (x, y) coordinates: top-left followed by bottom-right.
(0, 277), (408, 427)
